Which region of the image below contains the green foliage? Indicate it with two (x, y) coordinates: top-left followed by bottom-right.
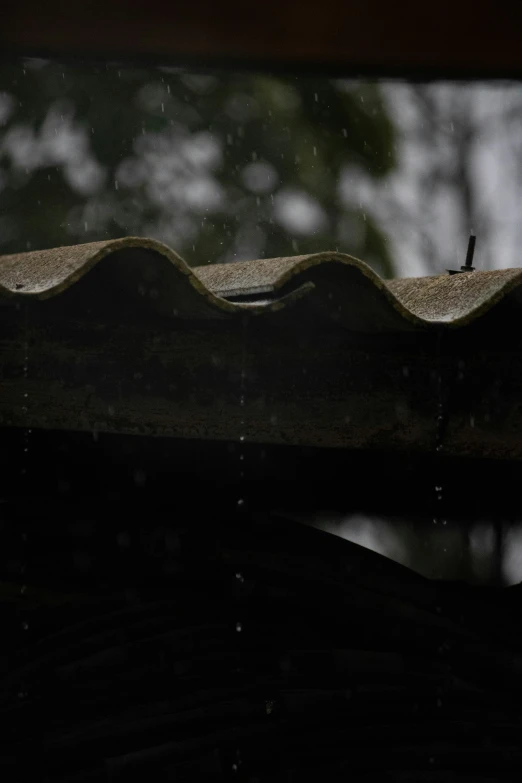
(0, 60), (397, 275)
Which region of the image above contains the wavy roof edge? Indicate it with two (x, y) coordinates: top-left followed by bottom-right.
(0, 235), (521, 329)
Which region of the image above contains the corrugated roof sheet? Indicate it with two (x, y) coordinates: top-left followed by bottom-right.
(1, 236), (521, 331)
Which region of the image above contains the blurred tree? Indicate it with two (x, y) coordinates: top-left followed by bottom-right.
(0, 59), (397, 274)
(352, 81), (522, 277)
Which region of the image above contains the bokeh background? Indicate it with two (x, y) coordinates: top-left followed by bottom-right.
(1, 59), (521, 277)
(2, 58), (522, 585)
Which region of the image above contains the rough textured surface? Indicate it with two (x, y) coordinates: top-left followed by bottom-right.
(388, 268), (522, 324)
(2, 237), (522, 331)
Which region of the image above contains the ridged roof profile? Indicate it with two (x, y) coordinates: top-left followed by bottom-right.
(0, 236), (521, 331)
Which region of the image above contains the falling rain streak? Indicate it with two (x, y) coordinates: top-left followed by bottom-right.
(19, 302), (31, 701)
(237, 315), (249, 511)
(434, 331), (448, 531)
(232, 314), (250, 772)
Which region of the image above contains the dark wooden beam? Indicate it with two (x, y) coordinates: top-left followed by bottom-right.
(1, 287), (522, 461)
(1, 1), (522, 78)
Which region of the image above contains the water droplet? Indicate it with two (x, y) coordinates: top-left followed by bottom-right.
(240, 395), (245, 406)
(235, 622), (242, 632)
(232, 763), (238, 771)
(235, 572), (244, 582)
(21, 621), (29, 631)
(442, 519), (447, 526)
(237, 498), (245, 508)
(239, 454), (245, 461)
(435, 486), (442, 493)
(239, 435), (245, 442)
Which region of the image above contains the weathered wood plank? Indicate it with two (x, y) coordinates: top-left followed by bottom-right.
(1, 296), (522, 459)
(1, 1), (522, 79)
